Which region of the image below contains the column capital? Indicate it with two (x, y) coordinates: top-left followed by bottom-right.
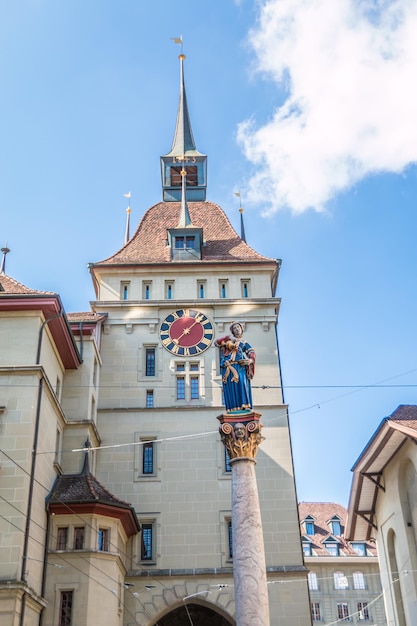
(217, 411), (264, 461)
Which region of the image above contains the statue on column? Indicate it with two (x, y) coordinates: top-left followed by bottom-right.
(216, 322), (255, 412)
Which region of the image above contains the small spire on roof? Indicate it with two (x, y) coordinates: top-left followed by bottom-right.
(0, 243), (10, 275)
(81, 438), (92, 475)
(123, 192), (132, 244)
(234, 192), (247, 243)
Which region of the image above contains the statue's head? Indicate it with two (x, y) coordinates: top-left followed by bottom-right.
(230, 322), (243, 338)
(234, 423), (246, 440)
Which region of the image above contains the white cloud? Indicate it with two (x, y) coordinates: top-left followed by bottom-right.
(237, 0), (417, 214)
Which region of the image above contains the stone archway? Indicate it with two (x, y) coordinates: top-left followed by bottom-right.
(155, 603), (235, 626)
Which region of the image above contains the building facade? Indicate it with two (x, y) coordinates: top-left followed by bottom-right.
(347, 404), (417, 626)
(299, 502), (387, 625)
(0, 56), (311, 625)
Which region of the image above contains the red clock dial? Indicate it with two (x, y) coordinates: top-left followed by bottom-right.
(169, 316), (204, 347)
(159, 309), (214, 356)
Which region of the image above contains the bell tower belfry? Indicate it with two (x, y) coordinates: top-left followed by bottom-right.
(160, 54), (207, 201)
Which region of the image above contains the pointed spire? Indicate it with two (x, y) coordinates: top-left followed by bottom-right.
(123, 193), (131, 244)
(0, 244), (10, 274)
(234, 193), (247, 243)
(177, 168), (192, 227)
(168, 54), (199, 158)
(81, 438), (91, 475)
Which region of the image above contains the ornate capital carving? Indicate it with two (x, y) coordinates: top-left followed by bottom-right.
(218, 412), (264, 461)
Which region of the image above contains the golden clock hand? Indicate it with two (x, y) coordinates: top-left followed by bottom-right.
(172, 316), (201, 344)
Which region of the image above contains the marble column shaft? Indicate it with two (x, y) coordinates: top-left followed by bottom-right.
(231, 457), (270, 626)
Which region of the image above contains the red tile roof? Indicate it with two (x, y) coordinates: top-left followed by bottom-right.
(0, 273), (54, 295)
(298, 502), (377, 556)
(96, 201), (274, 265)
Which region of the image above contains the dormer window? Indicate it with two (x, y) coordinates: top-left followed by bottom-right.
(169, 229), (202, 261)
(325, 541), (340, 556)
(304, 515), (315, 535)
(329, 516), (342, 536)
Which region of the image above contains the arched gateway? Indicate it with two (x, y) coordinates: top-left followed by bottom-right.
(152, 602), (235, 626)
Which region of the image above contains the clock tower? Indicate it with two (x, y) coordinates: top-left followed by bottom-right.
(86, 55), (311, 626)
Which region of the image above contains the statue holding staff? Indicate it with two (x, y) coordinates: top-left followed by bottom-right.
(215, 322), (255, 412)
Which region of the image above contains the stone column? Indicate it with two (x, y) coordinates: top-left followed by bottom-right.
(218, 413), (269, 626)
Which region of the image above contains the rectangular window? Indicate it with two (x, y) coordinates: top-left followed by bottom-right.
(241, 280), (250, 298)
(227, 519), (233, 559)
(55, 429), (62, 466)
(198, 281), (205, 298)
(145, 348), (155, 376)
(337, 603), (350, 621)
(175, 236), (185, 249)
(59, 590), (73, 626)
(165, 281), (173, 299)
(146, 390), (154, 408)
(353, 572), (366, 590)
(143, 281), (151, 300)
(121, 281), (130, 301)
(303, 542), (312, 556)
(311, 602), (321, 622)
(97, 528), (109, 552)
(219, 280), (228, 298)
(143, 441), (154, 474)
(308, 572), (318, 591)
(176, 363), (185, 372)
(334, 572), (348, 589)
(186, 236), (195, 248)
(190, 376), (199, 399)
(141, 523), (154, 561)
(176, 376), (185, 400)
(225, 447), (231, 473)
(357, 602), (369, 621)
(56, 527), (68, 550)
(73, 527), (84, 550)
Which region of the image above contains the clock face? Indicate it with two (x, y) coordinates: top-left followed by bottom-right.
(159, 309), (214, 356)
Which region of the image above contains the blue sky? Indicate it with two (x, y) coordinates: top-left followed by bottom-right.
(1, 0), (416, 506)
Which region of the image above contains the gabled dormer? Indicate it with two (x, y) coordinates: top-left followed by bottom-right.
(161, 54), (207, 202)
(327, 514), (342, 536)
(303, 514), (315, 535)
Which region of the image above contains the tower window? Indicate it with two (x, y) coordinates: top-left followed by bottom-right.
(141, 523), (154, 561)
(146, 390), (154, 408)
(143, 441), (154, 474)
(98, 528), (109, 551)
(121, 281), (130, 300)
(190, 376), (199, 399)
(56, 527), (68, 550)
(225, 447), (231, 473)
(170, 165), (198, 186)
(227, 519), (233, 559)
(176, 376), (185, 400)
(219, 280), (228, 298)
(59, 590), (73, 626)
(241, 280), (250, 298)
(198, 281), (206, 298)
(73, 527), (85, 550)
(145, 348), (156, 376)
(165, 281), (174, 299)
(143, 281), (152, 300)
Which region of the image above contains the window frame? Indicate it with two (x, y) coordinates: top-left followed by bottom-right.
(311, 601), (321, 622)
(56, 527), (68, 551)
(59, 590), (73, 626)
(334, 571), (349, 590)
(97, 528), (110, 552)
(73, 527), (85, 550)
(353, 571), (366, 590)
(146, 389), (154, 408)
(140, 521), (155, 562)
(308, 571), (319, 591)
(145, 348), (156, 377)
(337, 602), (350, 621)
(357, 601), (369, 621)
(142, 440), (155, 475)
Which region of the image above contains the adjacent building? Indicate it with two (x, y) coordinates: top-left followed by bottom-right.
(347, 404), (417, 626)
(299, 502), (387, 624)
(0, 55), (311, 625)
